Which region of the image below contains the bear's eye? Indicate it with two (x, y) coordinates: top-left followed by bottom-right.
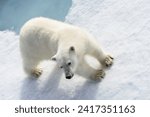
(60, 66), (63, 69)
(67, 62), (71, 66)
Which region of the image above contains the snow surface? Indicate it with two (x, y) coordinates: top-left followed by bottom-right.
(0, 0), (150, 99)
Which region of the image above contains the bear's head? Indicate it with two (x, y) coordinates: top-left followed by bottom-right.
(51, 46), (77, 79)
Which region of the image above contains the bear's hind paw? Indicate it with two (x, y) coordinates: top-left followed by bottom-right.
(32, 68), (43, 78)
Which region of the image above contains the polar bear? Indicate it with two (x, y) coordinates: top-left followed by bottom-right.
(20, 17), (113, 80)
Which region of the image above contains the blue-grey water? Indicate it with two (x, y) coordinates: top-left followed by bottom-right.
(0, 0), (72, 33)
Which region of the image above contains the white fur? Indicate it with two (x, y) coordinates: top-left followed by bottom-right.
(20, 17), (112, 79)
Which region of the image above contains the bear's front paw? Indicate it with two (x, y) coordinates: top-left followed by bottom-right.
(32, 68), (43, 78)
(104, 55), (114, 67)
(95, 69), (105, 79)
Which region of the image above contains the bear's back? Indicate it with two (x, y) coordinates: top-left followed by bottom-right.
(20, 17), (71, 34)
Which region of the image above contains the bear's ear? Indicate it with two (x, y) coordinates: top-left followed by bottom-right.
(51, 56), (57, 61)
(69, 46), (75, 52)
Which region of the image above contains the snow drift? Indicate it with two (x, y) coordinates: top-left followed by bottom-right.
(0, 0), (150, 99)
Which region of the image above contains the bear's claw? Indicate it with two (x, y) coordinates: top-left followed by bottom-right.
(105, 55), (114, 67)
(95, 69), (105, 79)
(32, 68), (43, 78)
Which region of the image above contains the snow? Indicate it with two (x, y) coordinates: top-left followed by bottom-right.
(0, 0), (150, 99)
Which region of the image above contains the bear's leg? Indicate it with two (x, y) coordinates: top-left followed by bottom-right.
(23, 58), (43, 78)
(77, 60), (105, 80)
(89, 47), (114, 68)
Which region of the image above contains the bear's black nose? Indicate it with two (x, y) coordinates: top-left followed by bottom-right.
(66, 76), (72, 79)
(65, 73), (74, 79)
